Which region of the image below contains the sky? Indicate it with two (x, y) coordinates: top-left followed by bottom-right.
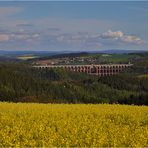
(0, 1), (148, 51)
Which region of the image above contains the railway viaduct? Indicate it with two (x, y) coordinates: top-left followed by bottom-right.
(33, 64), (133, 76)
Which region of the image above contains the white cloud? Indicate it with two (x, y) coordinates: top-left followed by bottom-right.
(0, 32), (40, 43)
(55, 30), (144, 47)
(57, 36), (65, 42)
(0, 34), (9, 42)
(121, 35), (144, 44)
(0, 27), (145, 50)
(9, 33), (29, 40)
(0, 7), (22, 18)
(101, 30), (123, 39)
(100, 30), (144, 45)
(32, 34), (40, 38)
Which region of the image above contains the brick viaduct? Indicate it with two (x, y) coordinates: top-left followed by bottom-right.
(33, 64), (133, 76)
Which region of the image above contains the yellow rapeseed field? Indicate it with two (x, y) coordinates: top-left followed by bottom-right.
(0, 102), (148, 147)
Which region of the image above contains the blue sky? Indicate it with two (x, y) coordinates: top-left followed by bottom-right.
(0, 1), (147, 51)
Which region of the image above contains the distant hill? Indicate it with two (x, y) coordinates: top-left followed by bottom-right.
(0, 56), (19, 62)
(34, 52), (89, 61)
(0, 50), (60, 57)
(0, 49), (147, 56)
(90, 49), (148, 54)
(0, 50), (147, 62)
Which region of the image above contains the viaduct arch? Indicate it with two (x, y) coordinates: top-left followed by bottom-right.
(33, 64), (133, 76)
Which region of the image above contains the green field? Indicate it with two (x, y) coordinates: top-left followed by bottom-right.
(17, 55), (39, 60)
(0, 103), (148, 147)
(89, 53), (141, 63)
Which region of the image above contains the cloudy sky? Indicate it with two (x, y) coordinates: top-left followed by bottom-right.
(0, 1), (148, 51)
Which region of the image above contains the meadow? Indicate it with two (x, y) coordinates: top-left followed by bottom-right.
(0, 103), (148, 147)
(17, 55), (39, 60)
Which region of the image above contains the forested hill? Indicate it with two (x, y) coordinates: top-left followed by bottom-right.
(0, 62), (147, 105)
(34, 52), (89, 61)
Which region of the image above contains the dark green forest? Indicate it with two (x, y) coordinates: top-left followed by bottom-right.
(0, 54), (148, 105)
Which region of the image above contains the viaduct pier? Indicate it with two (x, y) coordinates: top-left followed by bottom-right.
(33, 64), (133, 76)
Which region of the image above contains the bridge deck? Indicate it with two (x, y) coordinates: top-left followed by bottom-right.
(33, 64), (133, 76)
(33, 64), (133, 68)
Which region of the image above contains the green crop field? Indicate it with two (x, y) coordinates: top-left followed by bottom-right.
(89, 53), (141, 63)
(0, 103), (148, 147)
(17, 55), (39, 60)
